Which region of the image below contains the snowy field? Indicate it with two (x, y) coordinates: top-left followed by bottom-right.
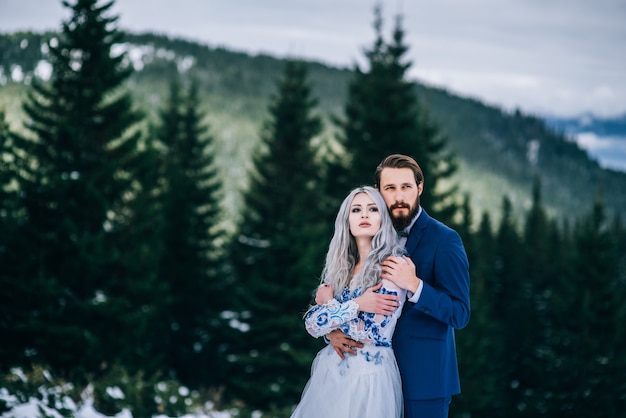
(0, 389), (238, 418)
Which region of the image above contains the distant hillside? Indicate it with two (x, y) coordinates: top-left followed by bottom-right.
(2, 30), (625, 227)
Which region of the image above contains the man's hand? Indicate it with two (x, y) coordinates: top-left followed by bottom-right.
(354, 282), (400, 315)
(315, 283), (334, 305)
(326, 329), (363, 359)
(381, 255), (420, 293)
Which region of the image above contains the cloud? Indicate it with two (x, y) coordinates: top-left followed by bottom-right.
(575, 133), (626, 171)
(1, 0), (624, 117)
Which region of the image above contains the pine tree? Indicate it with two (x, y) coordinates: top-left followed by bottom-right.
(7, 0), (158, 379)
(492, 196), (526, 412)
(516, 175), (552, 415)
(154, 78), (227, 388)
(332, 5), (458, 223)
(452, 198), (507, 416)
(226, 60), (328, 410)
(0, 110), (24, 368)
(527, 216), (571, 416)
(543, 201), (626, 416)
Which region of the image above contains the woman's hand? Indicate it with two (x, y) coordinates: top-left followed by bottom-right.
(354, 282), (400, 315)
(315, 283), (334, 305)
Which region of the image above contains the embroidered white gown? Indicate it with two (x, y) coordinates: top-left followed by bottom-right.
(290, 278), (406, 418)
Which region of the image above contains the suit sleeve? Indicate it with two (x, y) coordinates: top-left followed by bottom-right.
(411, 228), (471, 330)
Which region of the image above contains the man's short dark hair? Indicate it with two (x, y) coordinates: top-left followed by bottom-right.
(374, 154), (424, 188)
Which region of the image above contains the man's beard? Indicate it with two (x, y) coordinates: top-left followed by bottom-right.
(390, 197), (420, 231)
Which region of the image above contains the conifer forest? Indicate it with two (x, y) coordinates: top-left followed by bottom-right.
(1, 1), (625, 417)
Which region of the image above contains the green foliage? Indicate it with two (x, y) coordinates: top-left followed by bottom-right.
(0, 364), (216, 417)
(152, 76), (228, 389)
(1, 365), (77, 417)
(226, 60), (328, 410)
(452, 198), (508, 415)
(2, 30), (626, 227)
(3, 0), (160, 379)
(89, 365), (161, 417)
(451, 182), (626, 418)
(0, 109), (22, 368)
(1, 5), (626, 418)
(0, 31), (54, 79)
(332, 6), (459, 224)
(535, 201), (626, 416)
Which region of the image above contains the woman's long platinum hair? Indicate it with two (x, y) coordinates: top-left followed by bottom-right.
(321, 186), (405, 296)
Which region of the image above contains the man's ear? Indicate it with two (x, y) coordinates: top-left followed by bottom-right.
(417, 182), (424, 196)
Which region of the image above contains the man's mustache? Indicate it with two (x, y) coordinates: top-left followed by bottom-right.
(390, 202), (410, 210)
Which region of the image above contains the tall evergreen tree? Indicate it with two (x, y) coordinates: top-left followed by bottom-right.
(452, 199), (507, 417)
(0, 110), (24, 368)
(6, 0), (158, 380)
(154, 77), (227, 388)
(542, 201), (626, 416)
(516, 175), (552, 415)
(528, 215), (572, 416)
(332, 5), (458, 223)
(492, 196), (526, 412)
(226, 60), (328, 410)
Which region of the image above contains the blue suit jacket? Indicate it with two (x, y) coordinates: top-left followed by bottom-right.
(392, 209), (470, 400)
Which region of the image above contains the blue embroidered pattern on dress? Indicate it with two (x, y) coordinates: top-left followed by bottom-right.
(304, 284), (399, 346)
(337, 357), (350, 376)
(361, 350), (384, 365)
(336, 286), (399, 348)
(305, 296), (359, 338)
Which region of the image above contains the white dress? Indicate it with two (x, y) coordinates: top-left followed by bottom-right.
(290, 278), (406, 418)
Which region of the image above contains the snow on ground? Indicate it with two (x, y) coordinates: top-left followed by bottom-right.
(0, 387), (235, 418)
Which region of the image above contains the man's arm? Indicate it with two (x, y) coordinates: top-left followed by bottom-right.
(416, 231), (470, 329)
(381, 230), (470, 330)
(322, 282), (402, 358)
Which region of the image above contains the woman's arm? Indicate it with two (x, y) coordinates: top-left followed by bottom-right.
(344, 280), (406, 344)
(304, 298), (359, 338)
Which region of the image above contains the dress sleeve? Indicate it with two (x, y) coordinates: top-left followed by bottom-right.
(304, 298), (359, 338)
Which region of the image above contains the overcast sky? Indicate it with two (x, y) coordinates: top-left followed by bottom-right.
(1, 0), (625, 118)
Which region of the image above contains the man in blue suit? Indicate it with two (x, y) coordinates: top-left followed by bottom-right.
(327, 154), (470, 418)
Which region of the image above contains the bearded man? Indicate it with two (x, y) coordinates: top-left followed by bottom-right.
(326, 154), (471, 418)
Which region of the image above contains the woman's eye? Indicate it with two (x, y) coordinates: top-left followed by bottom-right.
(370, 207), (379, 212)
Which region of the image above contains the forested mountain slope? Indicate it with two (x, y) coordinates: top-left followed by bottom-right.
(2, 30), (625, 226)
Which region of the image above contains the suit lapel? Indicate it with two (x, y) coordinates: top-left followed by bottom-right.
(405, 209), (429, 255)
